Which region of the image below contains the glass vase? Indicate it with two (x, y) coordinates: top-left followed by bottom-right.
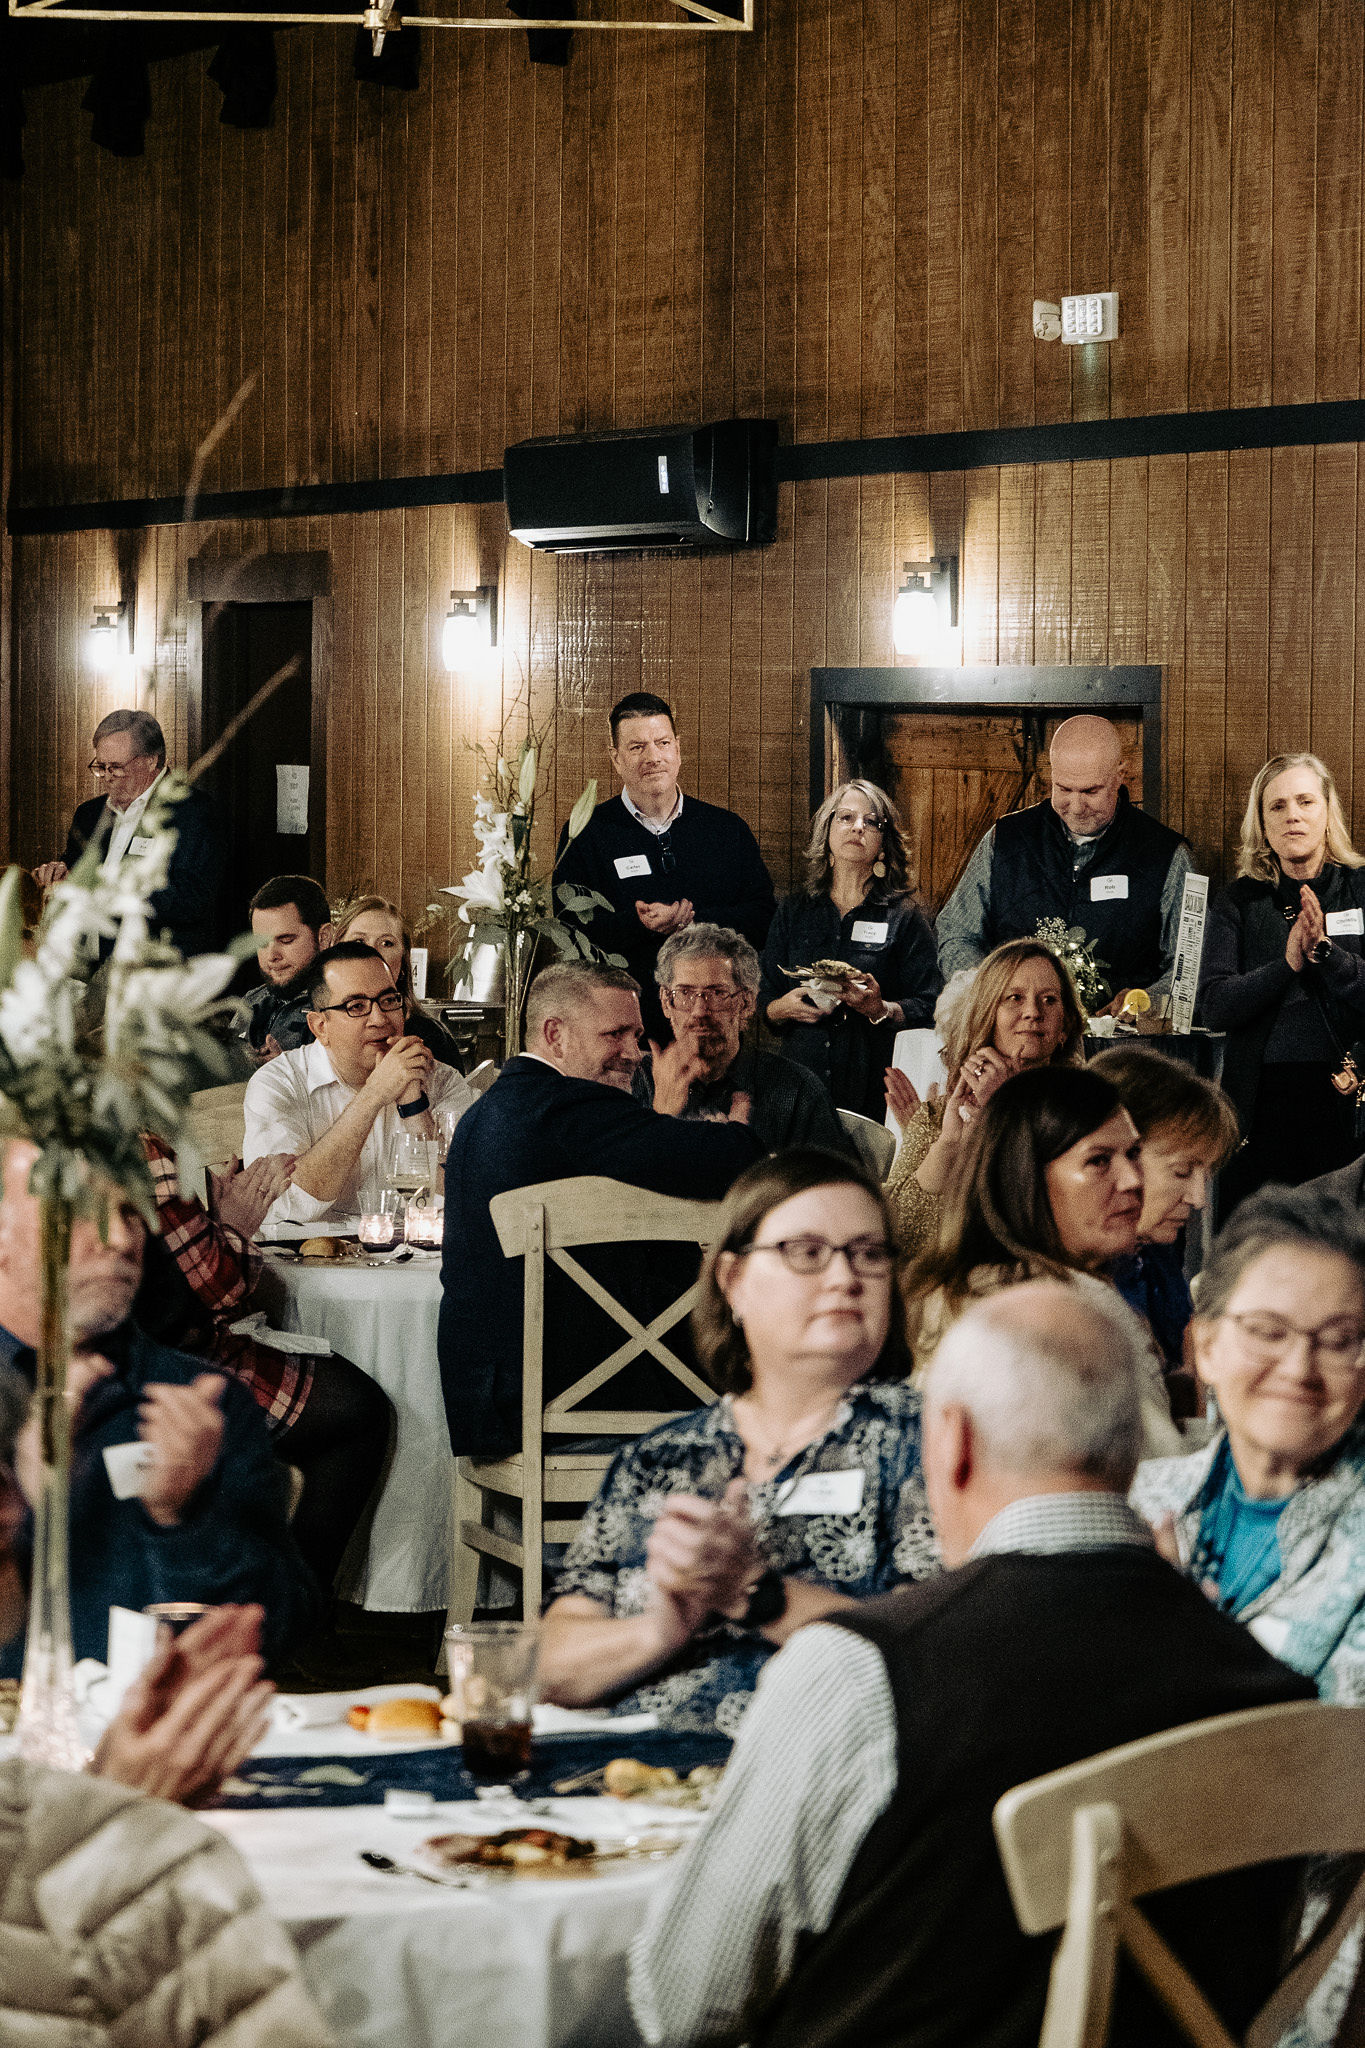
(15, 1194), (88, 1771)
(502, 928), (531, 1064)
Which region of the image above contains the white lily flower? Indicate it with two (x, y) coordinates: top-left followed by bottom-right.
(0, 960), (57, 1063)
(447, 866), (506, 915)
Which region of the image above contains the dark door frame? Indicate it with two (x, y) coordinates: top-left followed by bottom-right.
(809, 665), (1164, 820)
(186, 552), (331, 877)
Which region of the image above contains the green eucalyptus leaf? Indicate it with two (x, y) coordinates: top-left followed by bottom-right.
(0, 865), (28, 997)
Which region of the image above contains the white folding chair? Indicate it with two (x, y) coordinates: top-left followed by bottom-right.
(446, 1175), (720, 1631)
(993, 1700), (1365, 2048)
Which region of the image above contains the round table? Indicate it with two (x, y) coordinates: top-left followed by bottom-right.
(256, 1255), (449, 1613)
(207, 1798), (664, 2048)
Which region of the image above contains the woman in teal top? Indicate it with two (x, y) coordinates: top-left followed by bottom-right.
(1132, 1183), (1365, 1700)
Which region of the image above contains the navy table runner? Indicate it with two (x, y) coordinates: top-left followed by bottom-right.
(216, 1727), (733, 1809)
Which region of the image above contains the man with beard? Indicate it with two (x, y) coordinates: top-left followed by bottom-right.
(438, 962), (761, 1457)
(236, 874), (335, 1061)
(634, 925), (856, 1160)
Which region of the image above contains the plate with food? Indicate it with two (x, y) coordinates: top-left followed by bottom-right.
(415, 1822), (688, 1881)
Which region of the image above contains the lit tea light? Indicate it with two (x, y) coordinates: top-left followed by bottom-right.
(404, 1202), (444, 1248)
(359, 1213), (398, 1250)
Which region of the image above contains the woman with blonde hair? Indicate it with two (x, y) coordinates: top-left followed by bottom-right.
(760, 779), (940, 1118)
(330, 893), (464, 1067)
(884, 937), (1086, 1256)
(1201, 752), (1365, 1209)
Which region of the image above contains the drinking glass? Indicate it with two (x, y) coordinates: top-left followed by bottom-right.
(443, 1621), (538, 1786)
(389, 1131), (431, 1200)
(143, 1601), (210, 1637)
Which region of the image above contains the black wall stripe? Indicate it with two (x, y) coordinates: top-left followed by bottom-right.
(11, 397), (1365, 536)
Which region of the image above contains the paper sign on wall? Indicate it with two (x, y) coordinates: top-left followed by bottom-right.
(276, 764), (310, 837)
(410, 947), (429, 1000)
(1169, 873), (1209, 1036)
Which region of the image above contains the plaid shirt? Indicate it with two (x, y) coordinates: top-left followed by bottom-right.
(141, 1135), (311, 1434)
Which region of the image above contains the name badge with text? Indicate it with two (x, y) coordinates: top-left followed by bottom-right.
(775, 1468), (866, 1517)
(127, 835), (156, 859)
(1090, 873), (1129, 902)
(614, 854), (652, 880)
(1326, 908), (1365, 938)
(850, 919), (889, 946)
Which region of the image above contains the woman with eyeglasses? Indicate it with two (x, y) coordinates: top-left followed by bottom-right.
(1133, 1184), (1365, 1702)
(538, 1148), (939, 1732)
(760, 781), (942, 1119)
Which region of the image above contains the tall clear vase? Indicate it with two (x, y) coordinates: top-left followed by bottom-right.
(502, 929), (529, 1064)
(14, 1194), (87, 1771)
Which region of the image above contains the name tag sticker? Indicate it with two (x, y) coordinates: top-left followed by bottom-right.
(775, 1468), (866, 1517)
(1326, 908), (1364, 937)
(614, 854), (652, 880)
(1090, 874), (1129, 902)
(850, 920), (890, 946)
(127, 835), (156, 858)
(103, 1441), (155, 1501)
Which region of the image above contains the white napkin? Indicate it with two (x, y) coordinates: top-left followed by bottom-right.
(228, 1311), (332, 1357)
(270, 1681), (443, 1733)
(531, 1704), (659, 1736)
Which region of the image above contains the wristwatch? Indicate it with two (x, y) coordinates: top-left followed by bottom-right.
(740, 1567), (787, 1629)
(397, 1091), (431, 1119)
(1310, 938), (1334, 967)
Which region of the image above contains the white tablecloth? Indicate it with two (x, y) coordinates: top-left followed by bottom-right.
(257, 1256), (449, 1614)
(207, 1798), (665, 2048)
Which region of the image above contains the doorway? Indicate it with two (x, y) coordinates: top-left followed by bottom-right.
(189, 551), (330, 946)
(811, 666), (1161, 916)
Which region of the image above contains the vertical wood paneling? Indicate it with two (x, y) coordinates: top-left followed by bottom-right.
(12, 2), (1365, 919)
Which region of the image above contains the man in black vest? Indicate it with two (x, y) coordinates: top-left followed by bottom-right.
(937, 714), (1190, 999)
(32, 709), (228, 959)
(631, 1281), (1314, 2048)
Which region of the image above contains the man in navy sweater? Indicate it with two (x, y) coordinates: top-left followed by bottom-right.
(555, 693), (776, 1033)
(438, 962), (760, 1457)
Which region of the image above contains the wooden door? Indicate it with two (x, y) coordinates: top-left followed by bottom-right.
(200, 600), (320, 936)
(833, 709), (1144, 914)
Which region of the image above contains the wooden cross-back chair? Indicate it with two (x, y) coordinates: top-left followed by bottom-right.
(993, 1701), (1365, 2048)
(445, 1175), (720, 1630)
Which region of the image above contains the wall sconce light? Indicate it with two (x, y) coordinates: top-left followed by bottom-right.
(892, 558), (958, 658)
(89, 602), (127, 673)
(441, 586), (498, 672)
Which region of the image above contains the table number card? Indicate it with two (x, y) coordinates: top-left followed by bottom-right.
(1169, 874), (1209, 1037)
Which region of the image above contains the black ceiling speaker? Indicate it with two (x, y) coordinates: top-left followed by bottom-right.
(504, 418), (778, 554)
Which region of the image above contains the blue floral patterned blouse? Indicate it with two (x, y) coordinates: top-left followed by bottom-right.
(549, 1381), (939, 1734)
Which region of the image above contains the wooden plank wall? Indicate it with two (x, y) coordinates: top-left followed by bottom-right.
(6, 0), (1365, 930)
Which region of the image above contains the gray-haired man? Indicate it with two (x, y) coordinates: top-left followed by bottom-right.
(32, 709), (228, 957)
(631, 1280), (1314, 2048)
(632, 923), (856, 1160)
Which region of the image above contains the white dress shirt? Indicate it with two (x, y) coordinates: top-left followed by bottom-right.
(102, 768), (168, 871)
(243, 1038), (474, 1226)
(622, 787), (684, 835)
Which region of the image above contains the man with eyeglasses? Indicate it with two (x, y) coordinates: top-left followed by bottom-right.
(32, 708), (228, 959)
(243, 940), (474, 1229)
(634, 924), (857, 1159)
(555, 692), (776, 1036)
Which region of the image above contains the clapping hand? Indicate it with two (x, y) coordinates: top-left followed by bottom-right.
(209, 1154), (296, 1239)
(645, 1481), (761, 1649)
(840, 971), (884, 1019)
(884, 1067), (922, 1136)
(635, 898), (695, 936)
(137, 1373), (226, 1527)
(93, 1604), (273, 1807)
(1286, 885), (1327, 972)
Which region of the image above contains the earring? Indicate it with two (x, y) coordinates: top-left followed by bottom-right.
(872, 858), (886, 879)
(731, 1310), (744, 1329)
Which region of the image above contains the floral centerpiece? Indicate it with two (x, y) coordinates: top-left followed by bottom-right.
(0, 779), (242, 1766)
(1034, 917), (1112, 1017)
(434, 717), (623, 1060)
